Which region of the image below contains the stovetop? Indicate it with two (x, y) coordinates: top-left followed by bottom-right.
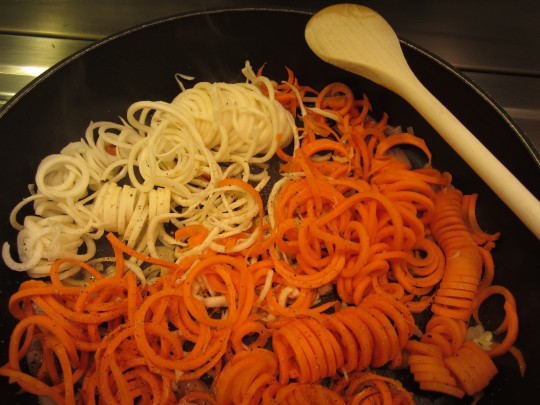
(1, 0), (539, 151)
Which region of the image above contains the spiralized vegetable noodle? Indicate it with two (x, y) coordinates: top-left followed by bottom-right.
(2, 62), (294, 279)
(0, 63), (523, 404)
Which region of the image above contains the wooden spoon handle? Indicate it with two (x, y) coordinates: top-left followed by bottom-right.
(305, 3), (540, 238)
(396, 73), (540, 238)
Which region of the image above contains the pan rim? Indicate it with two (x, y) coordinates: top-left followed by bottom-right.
(1, 6), (537, 169)
(0, 6), (538, 403)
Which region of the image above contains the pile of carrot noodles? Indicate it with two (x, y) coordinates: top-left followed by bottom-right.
(0, 64), (523, 405)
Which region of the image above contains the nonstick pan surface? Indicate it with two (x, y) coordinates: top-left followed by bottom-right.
(0, 7), (539, 404)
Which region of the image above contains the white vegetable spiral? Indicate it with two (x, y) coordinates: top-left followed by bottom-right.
(2, 61), (296, 280)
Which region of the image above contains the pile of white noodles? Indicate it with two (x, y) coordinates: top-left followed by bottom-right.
(2, 62), (296, 280)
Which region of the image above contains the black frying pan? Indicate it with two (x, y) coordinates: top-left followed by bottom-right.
(0, 8), (539, 404)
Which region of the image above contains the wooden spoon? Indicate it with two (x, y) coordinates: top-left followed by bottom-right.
(305, 3), (540, 239)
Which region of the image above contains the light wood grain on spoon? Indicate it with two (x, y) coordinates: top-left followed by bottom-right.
(305, 3), (540, 239)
